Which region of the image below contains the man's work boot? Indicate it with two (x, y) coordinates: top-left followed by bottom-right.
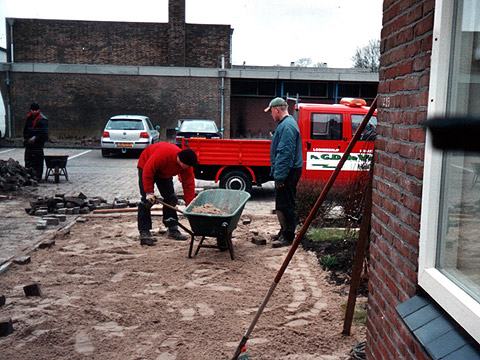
(270, 231), (283, 241)
(139, 230), (156, 246)
(167, 228), (188, 241)
(271, 235), (292, 248)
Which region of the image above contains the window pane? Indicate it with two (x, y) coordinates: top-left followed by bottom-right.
(351, 114), (377, 141)
(437, 0), (480, 302)
(311, 113), (342, 140)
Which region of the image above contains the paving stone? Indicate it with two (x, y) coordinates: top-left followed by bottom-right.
(43, 216), (60, 226)
(23, 282), (42, 297)
(13, 255), (31, 265)
(38, 239), (55, 249)
(0, 318), (14, 337)
(36, 220), (47, 229)
(251, 236), (267, 245)
(55, 214), (66, 222)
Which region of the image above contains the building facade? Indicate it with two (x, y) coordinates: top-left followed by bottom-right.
(368, 0), (480, 358)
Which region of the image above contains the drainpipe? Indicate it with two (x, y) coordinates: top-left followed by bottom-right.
(6, 68), (12, 137)
(6, 18), (15, 137)
(220, 55), (226, 136)
(7, 18), (15, 63)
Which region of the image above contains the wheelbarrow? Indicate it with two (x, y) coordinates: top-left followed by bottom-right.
(164, 189), (250, 260)
(44, 155), (69, 183)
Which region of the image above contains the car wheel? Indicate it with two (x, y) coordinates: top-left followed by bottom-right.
(101, 149), (110, 157)
(219, 170), (252, 192)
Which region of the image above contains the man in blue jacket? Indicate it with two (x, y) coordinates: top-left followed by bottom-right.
(265, 97), (303, 248)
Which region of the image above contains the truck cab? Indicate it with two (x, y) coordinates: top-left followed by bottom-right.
(294, 98), (377, 183)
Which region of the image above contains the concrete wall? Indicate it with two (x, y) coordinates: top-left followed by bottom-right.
(366, 0), (434, 358)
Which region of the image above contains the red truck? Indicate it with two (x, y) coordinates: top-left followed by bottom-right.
(180, 98), (377, 192)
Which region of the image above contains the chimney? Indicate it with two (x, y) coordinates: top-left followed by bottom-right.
(168, 0), (186, 66)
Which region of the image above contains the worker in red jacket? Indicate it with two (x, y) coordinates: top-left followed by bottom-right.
(137, 142), (197, 246)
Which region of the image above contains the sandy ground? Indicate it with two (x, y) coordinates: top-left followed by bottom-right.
(0, 210), (366, 360)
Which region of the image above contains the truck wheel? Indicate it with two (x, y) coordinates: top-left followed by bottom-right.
(220, 170), (252, 192)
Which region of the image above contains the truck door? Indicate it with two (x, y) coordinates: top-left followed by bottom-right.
(349, 112), (377, 171)
(302, 111), (348, 181)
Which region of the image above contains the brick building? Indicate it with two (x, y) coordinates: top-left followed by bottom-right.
(368, 0), (480, 359)
(0, 0), (377, 140)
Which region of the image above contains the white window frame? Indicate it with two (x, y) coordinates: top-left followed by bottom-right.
(419, 0), (480, 342)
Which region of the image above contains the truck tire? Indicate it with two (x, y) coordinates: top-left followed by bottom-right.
(220, 170), (252, 192)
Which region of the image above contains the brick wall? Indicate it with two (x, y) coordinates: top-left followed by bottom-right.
(9, 18), (231, 68)
(10, 19), (170, 66)
(367, 0), (434, 359)
(1, 72), (228, 140)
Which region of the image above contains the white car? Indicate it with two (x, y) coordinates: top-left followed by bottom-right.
(101, 115), (160, 157)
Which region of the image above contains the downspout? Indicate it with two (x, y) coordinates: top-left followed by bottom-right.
(220, 55), (225, 137)
(7, 18), (14, 62)
(6, 68), (12, 137)
(6, 18), (15, 137)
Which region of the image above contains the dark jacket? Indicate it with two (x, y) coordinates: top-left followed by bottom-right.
(23, 112), (49, 149)
(270, 114), (303, 185)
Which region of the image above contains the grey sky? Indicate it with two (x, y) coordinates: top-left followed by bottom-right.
(0, 0), (383, 68)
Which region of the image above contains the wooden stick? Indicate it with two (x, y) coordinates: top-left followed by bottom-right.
(93, 206), (162, 214)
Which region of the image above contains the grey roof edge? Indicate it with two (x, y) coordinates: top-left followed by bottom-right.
(0, 62), (378, 82)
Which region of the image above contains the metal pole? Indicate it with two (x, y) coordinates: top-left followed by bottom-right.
(220, 55), (225, 136)
(231, 95), (378, 360)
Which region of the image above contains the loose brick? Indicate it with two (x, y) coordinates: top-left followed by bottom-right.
(251, 236), (267, 246)
(23, 283), (42, 297)
(38, 239), (55, 249)
(43, 216), (60, 226)
(0, 318), (14, 337)
(36, 220), (47, 230)
(13, 255), (31, 265)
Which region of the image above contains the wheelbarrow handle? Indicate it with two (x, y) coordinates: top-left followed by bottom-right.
(154, 198), (185, 215)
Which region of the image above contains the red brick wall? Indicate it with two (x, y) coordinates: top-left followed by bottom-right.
(10, 19), (170, 66)
(367, 0), (434, 359)
(9, 18), (231, 68)
(2, 72), (228, 140)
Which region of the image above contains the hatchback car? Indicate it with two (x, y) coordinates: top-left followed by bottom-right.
(174, 119), (222, 147)
(101, 115), (160, 157)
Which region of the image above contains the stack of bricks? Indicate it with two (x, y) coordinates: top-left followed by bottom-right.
(25, 193), (138, 229)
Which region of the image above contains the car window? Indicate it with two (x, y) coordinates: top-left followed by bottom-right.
(106, 120), (145, 130)
(351, 114), (377, 141)
(146, 119), (154, 131)
(180, 120), (218, 132)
